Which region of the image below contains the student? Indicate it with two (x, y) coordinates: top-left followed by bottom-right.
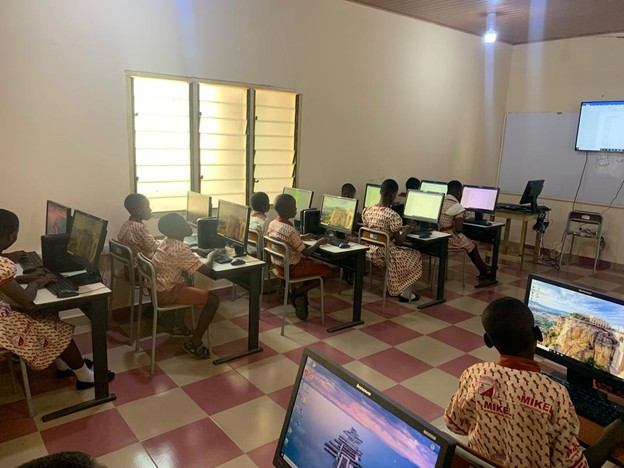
(151, 213), (221, 358)
(266, 193), (333, 320)
(440, 180), (493, 287)
(248, 192), (270, 256)
(0, 209), (114, 389)
(117, 193), (159, 266)
(361, 179), (422, 302)
(394, 177), (421, 205)
(445, 297), (624, 467)
(18, 451), (106, 468)
(341, 183), (356, 199)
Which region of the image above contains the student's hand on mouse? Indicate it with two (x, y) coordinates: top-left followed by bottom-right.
(317, 237), (329, 246)
(403, 223), (415, 235)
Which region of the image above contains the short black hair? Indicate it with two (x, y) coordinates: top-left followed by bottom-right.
(123, 193), (148, 215)
(18, 451), (97, 468)
(447, 180), (463, 194)
(341, 183), (356, 197)
(0, 209), (19, 237)
(274, 193), (295, 217)
(481, 297), (536, 355)
(250, 192), (270, 212)
(406, 177), (421, 190)
(158, 212), (186, 237)
(380, 179), (399, 196)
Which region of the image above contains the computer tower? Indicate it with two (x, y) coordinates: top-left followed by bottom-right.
(301, 209), (321, 235)
(41, 234), (83, 272)
(197, 217), (226, 249)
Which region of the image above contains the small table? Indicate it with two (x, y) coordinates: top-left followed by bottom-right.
(493, 209), (542, 269)
(405, 231), (451, 308)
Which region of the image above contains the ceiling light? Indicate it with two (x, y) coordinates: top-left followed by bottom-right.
(484, 31), (497, 43)
(483, 12), (497, 43)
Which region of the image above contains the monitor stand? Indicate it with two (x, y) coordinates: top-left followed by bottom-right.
(70, 271), (103, 286)
(473, 212), (485, 222)
(232, 245), (246, 258)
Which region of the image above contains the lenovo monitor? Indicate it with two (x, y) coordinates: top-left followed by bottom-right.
(216, 200), (250, 256)
(364, 183), (381, 208)
(66, 209), (108, 283)
(283, 187), (313, 221)
(461, 185), (500, 222)
(519, 179), (545, 213)
(575, 101), (624, 153)
(46, 200), (71, 235)
(319, 194), (359, 234)
(420, 180), (448, 195)
(186, 191), (211, 226)
(403, 190), (445, 225)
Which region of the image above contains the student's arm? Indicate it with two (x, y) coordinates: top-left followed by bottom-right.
(454, 216), (464, 234)
(302, 237), (327, 256)
(392, 222), (415, 245)
(0, 274), (56, 306)
(1, 251), (26, 263)
(583, 419), (624, 468)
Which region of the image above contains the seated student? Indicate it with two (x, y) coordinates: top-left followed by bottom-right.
(341, 183), (356, 199)
(18, 451), (105, 468)
(445, 297), (624, 467)
(0, 209), (114, 389)
(361, 179), (422, 303)
(440, 180), (492, 286)
(394, 177), (421, 205)
(266, 193), (333, 320)
(248, 192), (270, 256)
(118, 193), (159, 266)
(151, 213), (221, 358)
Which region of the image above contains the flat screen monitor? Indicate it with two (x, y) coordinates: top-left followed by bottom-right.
(525, 274), (624, 392)
(319, 194), (359, 234)
(186, 191), (211, 226)
(273, 348), (456, 467)
(216, 200), (250, 256)
(66, 209), (108, 276)
(403, 190), (445, 224)
(283, 187), (314, 221)
(46, 200), (71, 235)
(420, 180), (448, 195)
(364, 183), (381, 208)
(575, 100), (624, 153)
(519, 179), (544, 212)
(461, 185), (500, 221)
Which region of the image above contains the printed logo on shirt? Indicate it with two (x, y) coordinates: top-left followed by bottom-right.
(481, 400), (512, 418)
(519, 395), (552, 415)
(476, 375), (498, 398)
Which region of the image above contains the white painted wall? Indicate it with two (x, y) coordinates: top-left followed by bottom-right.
(1, 0), (512, 253)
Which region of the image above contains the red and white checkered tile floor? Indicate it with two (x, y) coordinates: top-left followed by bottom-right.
(1, 257), (623, 467)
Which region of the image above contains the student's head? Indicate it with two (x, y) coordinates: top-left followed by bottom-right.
(0, 209), (19, 250)
(18, 451), (106, 468)
(481, 297), (542, 357)
(447, 180), (463, 200)
(250, 192), (270, 213)
(380, 179), (399, 204)
(406, 177), (421, 191)
(124, 194), (151, 220)
(158, 213), (192, 240)
(341, 183), (356, 199)
(274, 194), (297, 219)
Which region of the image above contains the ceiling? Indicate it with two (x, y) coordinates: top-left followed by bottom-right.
(346, 0), (624, 45)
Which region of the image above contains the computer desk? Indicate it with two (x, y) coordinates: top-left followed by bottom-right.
(198, 255), (265, 364)
(462, 221), (505, 286)
(492, 209), (542, 269)
(302, 240), (368, 332)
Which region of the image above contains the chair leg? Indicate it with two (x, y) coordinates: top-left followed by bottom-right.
(150, 309), (158, 375)
(381, 270), (388, 312)
(128, 286), (136, 347)
(280, 281), (289, 336)
(19, 358), (35, 417)
(462, 252), (466, 288)
(338, 269), (343, 295)
(135, 285), (143, 353)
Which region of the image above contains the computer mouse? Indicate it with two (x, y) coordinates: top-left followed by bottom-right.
(22, 267), (37, 274)
(57, 289), (79, 298)
(230, 258), (246, 266)
(338, 242), (350, 249)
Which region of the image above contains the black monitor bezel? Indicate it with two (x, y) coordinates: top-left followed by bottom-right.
(283, 187), (314, 221)
(420, 180), (449, 195)
(461, 185), (500, 215)
(403, 189), (445, 224)
(45, 200), (72, 235)
(216, 199), (250, 255)
(525, 274), (624, 392)
(363, 183), (382, 208)
(575, 100), (624, 153)
(273, 348), (456, 468)
(519, 179), (544, 206)
(319, 194), (359, 234)
(66, 209), (108, 274)
(186, 191), (212, 226)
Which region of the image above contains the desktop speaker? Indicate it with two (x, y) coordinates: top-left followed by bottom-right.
(301, 209), (321, 235)
(197, 217), (226, 249)
(41, 234), (83, 273)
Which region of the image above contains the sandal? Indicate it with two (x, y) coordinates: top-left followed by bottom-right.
(294, 295), (309, 320)
(183, 340), (210, 359)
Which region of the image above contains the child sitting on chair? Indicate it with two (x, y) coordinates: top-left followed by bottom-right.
(248, 192), (270, 256)
(151, 213), (221, 359)
(266, 194), (333, 320)
(118, 193), (159, 267)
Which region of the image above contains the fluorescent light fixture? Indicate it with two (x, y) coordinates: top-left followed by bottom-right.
(484, 31), (497, 43)
(483, 12), (497, 43)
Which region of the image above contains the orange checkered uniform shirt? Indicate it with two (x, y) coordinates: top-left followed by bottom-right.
(118, 218), (159, 267)
(151, 238), (203, 292)
(266, 217), (305, 267)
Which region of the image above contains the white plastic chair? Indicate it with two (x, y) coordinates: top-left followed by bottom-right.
(109, 239), (139, 346)
(358, 227), (390, 311)
(0, 349), (34, 417)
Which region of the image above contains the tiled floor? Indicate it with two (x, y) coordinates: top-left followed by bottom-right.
(1, 256), (623, 467)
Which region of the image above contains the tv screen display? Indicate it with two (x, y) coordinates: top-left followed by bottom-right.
(575, 101), (624, 153)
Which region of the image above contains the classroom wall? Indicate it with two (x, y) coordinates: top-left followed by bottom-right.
(504, 36), (624, 264)
(1, 0), (512, 252)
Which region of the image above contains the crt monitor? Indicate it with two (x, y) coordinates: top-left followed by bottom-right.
(403, 190), (445, 225)
(46, 200), (71, 235)
(519, 179), (544, 212)
(575, 100), (624, 153)
(461, 185), (500, 221)
(420, 180), (448, 195)
(273, 348), (456, 467)
(525, 274), (624, 392)
(216, 200), (250, 256)
(283, 187), (313, 221)
(186, 191), (211, 226)
(319, 194), (359, 234)
(364, 183), (381, 208)
(66, 209), (108, 282)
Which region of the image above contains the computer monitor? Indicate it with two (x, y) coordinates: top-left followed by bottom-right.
(519, 179), (545, 213)
(216, 200), (250, 256)
(319, 194), (359, 234)
(46, 200), (71, 235)
(461, 185), (500, 222)
(364, 183), (381, 208)
(525, 274), (624, 393)
(403, 190), (445, 225)
(186, 191), (211, 226)
(283, 187), (313, 221)
(273, 348), (456, 468)
(420, 180), (448, 195)
(66, 210), (108, 283)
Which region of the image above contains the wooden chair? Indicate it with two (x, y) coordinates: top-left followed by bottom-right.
(0, 349), (34, 417)
(358, 227), (390, 311)
(109, 239), (139, 346)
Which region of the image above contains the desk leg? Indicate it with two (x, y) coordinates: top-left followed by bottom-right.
(42, 298), (116, 422)
(418, 239), (447, 309)
(502, 219), (511, 254)
(519, 220), (528, 269)
(213, 269), (263, 365)
(534, 230), (542, 262)
(327, 250), (365, 332)
(490, 227), (501, 282)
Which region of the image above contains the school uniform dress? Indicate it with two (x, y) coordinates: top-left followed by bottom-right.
(0, 257), (73, 370)
(361, 205), (422, 297)
(118, 218), (160, 267)
(445, 356), (588, 467)
(439, 195), (476, 252)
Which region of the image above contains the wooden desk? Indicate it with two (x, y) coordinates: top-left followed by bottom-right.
(493, 209), (542, 269)
(405, 231), (451, 309)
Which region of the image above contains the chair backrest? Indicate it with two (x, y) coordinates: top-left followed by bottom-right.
(358, 226), (390, 264)
(263, 236), (291, 282)
(109, 239), (135, 282)
(136, 252), (159, 306)
(247, 228), (264, 260)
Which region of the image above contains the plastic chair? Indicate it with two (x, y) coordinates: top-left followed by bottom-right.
(136, 252), (196, 374)
(559, 210), (604, 274)
(263, 236), (324, 336)
(247, 229), (268, 298)
(109, 239), (140, 346)
(0, 349), (34, 417)
(358, 227), (390, 312)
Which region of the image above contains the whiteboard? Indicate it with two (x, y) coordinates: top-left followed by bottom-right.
(498, 112), (624, 206)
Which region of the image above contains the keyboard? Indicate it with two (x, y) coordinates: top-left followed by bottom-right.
(315, 235), (344, 247)
(547, 373), (624, 426)
(411, 228), (433, 237)
(18, 251), (43, 271)
(464, 218), (492, 226)
(45, 274), (79, 295)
